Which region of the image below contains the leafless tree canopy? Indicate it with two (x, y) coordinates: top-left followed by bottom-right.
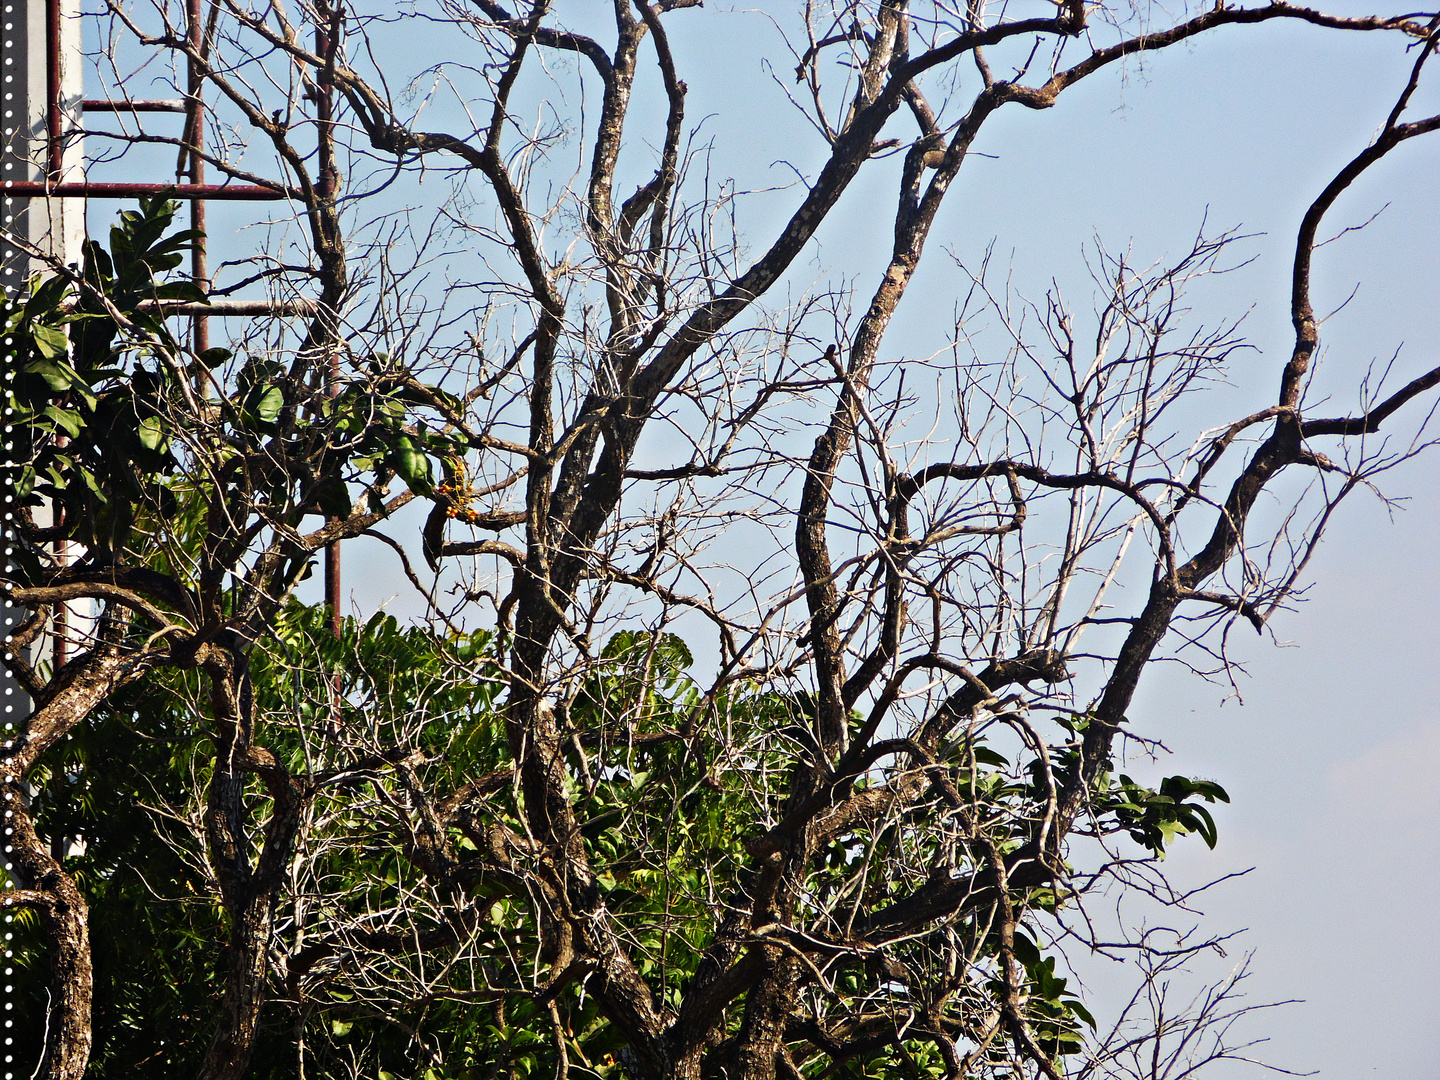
(5, 2), (1440, 1079)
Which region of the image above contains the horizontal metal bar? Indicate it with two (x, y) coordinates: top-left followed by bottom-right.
(2, 181), (287, 200)
(81, 99), (190, 113)
(137, 299), (317, 316)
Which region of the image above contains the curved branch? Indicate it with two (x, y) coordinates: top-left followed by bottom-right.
(469, 0), (616, 80)
(1301, 361), (1440, 436)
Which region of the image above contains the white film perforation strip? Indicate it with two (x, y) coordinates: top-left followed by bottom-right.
(2, 3), (20, 1074)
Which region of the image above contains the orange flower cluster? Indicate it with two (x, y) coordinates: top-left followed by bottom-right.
(437, 479), (482, 523)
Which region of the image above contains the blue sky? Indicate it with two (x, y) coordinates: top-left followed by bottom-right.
(342, 8), (1439, 1074)
(74, 2), (1440, 1073)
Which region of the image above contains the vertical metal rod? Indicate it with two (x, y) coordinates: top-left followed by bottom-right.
(48, 0), (68, 669)
(0, 181), (285, 199)
(52, 508), (68, 672)
(317, 6), (343, 735)
(324, 475), (342, 639)
(46, 0), (63, 179)
(187, 0), (209, 356)
(317, 5), (342, 641)
(316, 12), (336, 203)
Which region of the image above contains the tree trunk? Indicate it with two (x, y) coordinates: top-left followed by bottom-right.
(3, 792), (92, 1080)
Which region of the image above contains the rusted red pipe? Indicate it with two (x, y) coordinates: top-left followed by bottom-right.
(3, 181), (286, 199)
(47, 0), (67, 670)
(317, 2), (343, 641)
(81, 99), (189, 112)
(187, 0), (209, 355)
(47, 0), (63, 179)
(136, 299), (317, 316)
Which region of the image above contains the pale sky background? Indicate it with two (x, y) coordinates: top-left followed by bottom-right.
(72, 2), (1439, 1076)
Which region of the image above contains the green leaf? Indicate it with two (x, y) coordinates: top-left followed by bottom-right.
(391, 436), (432, 493)
(972, 746), (1009, 768)
(138, 415), (166, 451)
(1067, 998), (1097, 1030)
(1169, 777), (1229, 804)
(150, 280), (208, 304)
(1011, 930), (1042, 969)
(1185, 804), (1220, 848)
(27, 273), (70, 314)
(31, 323), (70, 360)
(331, 1019), (353, 1037)
(254, 384), (285, 423)
(315, 480), (352, 520)
(43, 406), (84, 438)
(27, 357), (74, 392)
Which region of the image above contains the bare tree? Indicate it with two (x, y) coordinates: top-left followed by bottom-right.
(5, 2), (1440, 1079)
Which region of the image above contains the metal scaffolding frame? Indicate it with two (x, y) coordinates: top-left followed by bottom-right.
(3, 0), (344, 663)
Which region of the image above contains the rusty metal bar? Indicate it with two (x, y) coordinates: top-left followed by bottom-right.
(187, 0), (209, 356)
(47, 0), (68, 669)
(81, 99), (189, 112)
(47, 0), (63, 180)
(52, 578), (68, 669)
(317, 2), (343, 643)
(52, 524), (68, 671)
(3, 181), (286, 199)
(136, 298), (316, 316)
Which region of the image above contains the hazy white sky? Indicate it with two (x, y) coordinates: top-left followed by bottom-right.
(74, 2), (1440, 1073)
(350, 7), (1439, 1074)
(914, 13), (1440, 1075)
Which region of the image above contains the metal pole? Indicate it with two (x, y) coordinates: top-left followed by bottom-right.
(136, 298), (318, 316)
(317, 4), (342, 641)
(51, 489), (68, 672)
(186, 0), (209, 357)
(46, 0), (62, 180)
(1, 181), (286, 198)
(45, 0), (68, 669)
(81, 98), (189, 112)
